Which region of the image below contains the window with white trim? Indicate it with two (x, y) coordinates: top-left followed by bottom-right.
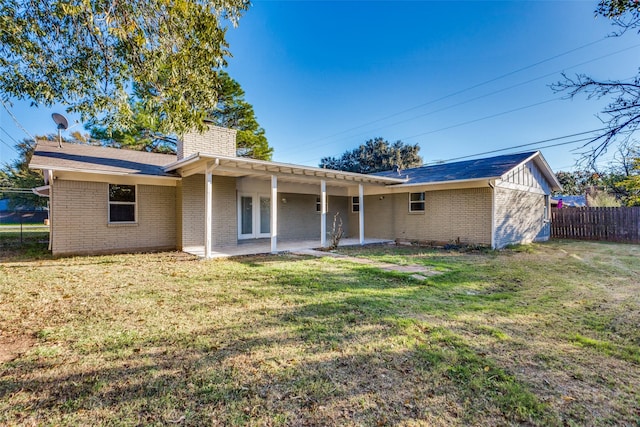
(351, 196), (360, 212)
(409, 192), (425, 212)
(108, 184), (136, 223)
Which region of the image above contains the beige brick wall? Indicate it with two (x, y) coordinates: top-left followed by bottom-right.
(494, 187), (549, 248)
(277, 194), (349, 240)
(350, 188), (492, 245)
(179, 175), (205, 248)
(211, 175), (237, 247)
(178, 174), (237, 248)
(51, 180), (176, 256)
(179, 125), (237, 159)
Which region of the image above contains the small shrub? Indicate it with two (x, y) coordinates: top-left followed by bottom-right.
(328, 212), (344, 250)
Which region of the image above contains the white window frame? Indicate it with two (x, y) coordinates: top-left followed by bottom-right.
(108, 184), (137, 223)
(409, 192), (425, 213)
(351, 196), (360, 213)
(238, 192), (271, 239)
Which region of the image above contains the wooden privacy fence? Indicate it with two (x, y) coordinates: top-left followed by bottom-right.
(551, 207), (640, 243)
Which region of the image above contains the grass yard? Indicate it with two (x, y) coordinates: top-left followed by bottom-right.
(0, 240), (638, 426)
(0, 224), (49, 255)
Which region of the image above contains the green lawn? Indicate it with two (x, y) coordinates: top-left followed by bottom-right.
(0, 224), (49, 253)
(0, 241), (638, 426)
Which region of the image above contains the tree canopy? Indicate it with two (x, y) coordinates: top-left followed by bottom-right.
(207, 71), (273, 160)
(0, 0), (249, 136)
(554, 142), (640, 206)
(319, 138), (423, 174)
(86, 71), (273, 159)
(552, 0), (640, 166)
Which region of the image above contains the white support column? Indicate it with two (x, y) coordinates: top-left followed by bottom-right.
(205, 168), (213, 258)
(320, 180), (327, 248)
(204, 159), (219, 259)
(271, 175), (278, 253)
(358, 184), (365, 245)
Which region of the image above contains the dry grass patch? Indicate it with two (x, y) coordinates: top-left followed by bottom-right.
(0, 241), (638, 426)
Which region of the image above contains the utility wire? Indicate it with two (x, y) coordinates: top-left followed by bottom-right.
(400, 98), (560, 141)
(303, 37), (609, 145)
(320, 43), (640, 145)
(299, 128), (607, 166)
(288, 41), (638, 159)
(0, 126), (20, 145)
(0, 136), (18, 154)
(0, 99), (36, 141)
(423, 135), (600, 166)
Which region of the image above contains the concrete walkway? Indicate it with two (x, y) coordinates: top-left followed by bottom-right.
(293, 248), (440, 281)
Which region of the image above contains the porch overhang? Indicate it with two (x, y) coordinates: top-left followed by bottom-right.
(164, 153), (407, 186)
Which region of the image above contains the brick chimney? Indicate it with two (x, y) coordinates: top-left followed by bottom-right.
(178, 124), (237, 160)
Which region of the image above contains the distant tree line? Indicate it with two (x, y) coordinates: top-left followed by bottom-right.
(555, 143), (640, 206)
(320, 137), (422, 174)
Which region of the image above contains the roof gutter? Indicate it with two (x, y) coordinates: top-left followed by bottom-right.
(28, 164), (180, 180)
(389, 176), (502, 188)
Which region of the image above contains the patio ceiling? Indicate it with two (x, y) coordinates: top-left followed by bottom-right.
(164, 153), (407, 187)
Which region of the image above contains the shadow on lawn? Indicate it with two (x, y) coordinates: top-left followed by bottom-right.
(2, 250), (636, 425)
(0, 262), (557, 426)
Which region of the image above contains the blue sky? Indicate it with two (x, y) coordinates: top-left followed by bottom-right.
(1, 0), (638, 173)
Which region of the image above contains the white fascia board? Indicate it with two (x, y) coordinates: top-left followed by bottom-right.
(163, 152), (201, 171)
(29, 164), (180, 181)
(387, 176), (501, 189)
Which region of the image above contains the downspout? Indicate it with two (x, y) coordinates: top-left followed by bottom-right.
(488, 180), (496, 249)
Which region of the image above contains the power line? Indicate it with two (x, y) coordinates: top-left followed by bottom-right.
(423, 134), (602, 166)
(288, 41), (639, 160)
(399, 98), (560, 141)
(0, 136), (18, 154)
(319, 43), (640, 145)
(298, 128), (607, 166)
(0, 99), (36, 141)
(303, 37), (609, 145)
(0, 126), (20, 145)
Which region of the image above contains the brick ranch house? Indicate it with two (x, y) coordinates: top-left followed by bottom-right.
(29, 125), (561, 257)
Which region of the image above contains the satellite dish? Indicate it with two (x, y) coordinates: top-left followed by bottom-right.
(52, 113), (69, 130)
(52, 113), (69, 148)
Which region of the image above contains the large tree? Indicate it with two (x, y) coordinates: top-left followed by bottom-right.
(207, 71), (273, 160)
(552, 0), (640, 167)
(0, 0), (249, 136)
(319, 138), (422, 174)
(87, 72), (274, 159)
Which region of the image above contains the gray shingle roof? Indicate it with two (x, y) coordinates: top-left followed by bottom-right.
(30, 140), (177, 177)
(375, 151), (538, 184)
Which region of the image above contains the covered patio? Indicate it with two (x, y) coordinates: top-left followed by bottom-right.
(165, 153), (406, 258)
